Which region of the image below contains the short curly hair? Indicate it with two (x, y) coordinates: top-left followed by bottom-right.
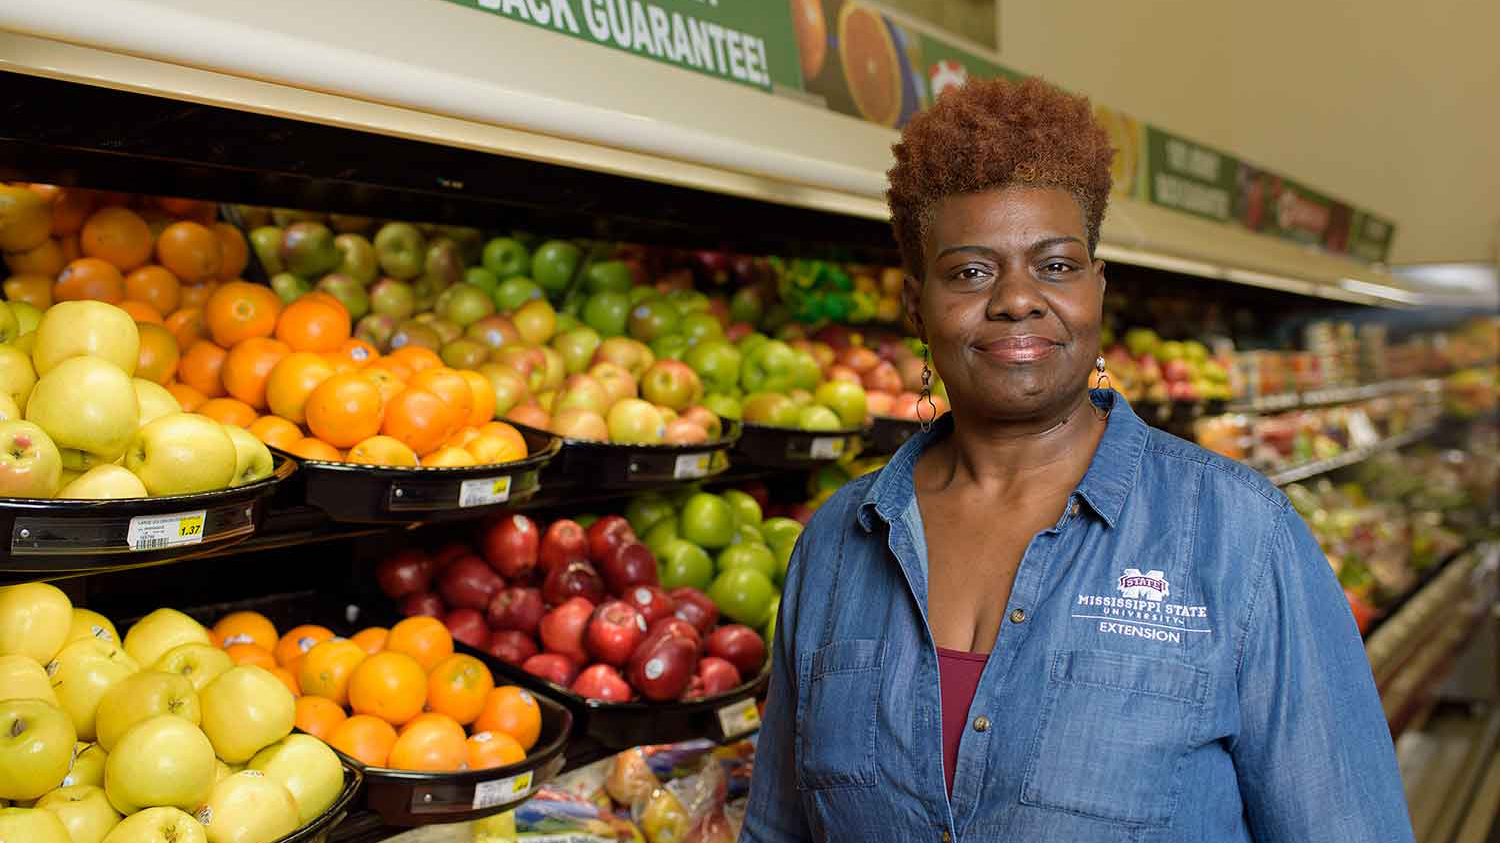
(887, 77), (1114, 277)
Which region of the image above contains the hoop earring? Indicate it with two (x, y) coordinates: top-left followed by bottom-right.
(1094, 355), (1112, 392)
(918, 345), (938, 433)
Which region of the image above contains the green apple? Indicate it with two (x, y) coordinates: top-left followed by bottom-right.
(332, 233), (377, 285)
(222, 425), (274, 488)
(0, 699), (76, 801)
(701, 393), (742, 421)
(551, 327), (602, 376)
(761, 517), (803, 548)
(248, 227), (283, 276)
(437, 283), (495, 328)
(464, 266), (500, 295)
(214, 758), (234, 783)
(133, 379), (182, 427)
(797, 405), (842, 431)
(583, 260), (633, 294)
(0, 654), (59, 705)
(65, 610), (119, 649)
(104, 715), (214, 814)
(555, 313), (582, 334)
(440, 338), (490, 370)
(683, 341), (741, 395)
(373, 222), (425, 280)
(268, 273), (311, 305)
(678, 312), (723, 346)
(734, 523), (765, 547)
(423, 238), (465, 291)
(721, 489), (763, 527)
(247, 734), (342, 825)
(33, 300), (140, 377)
(741, 392), (799, 428)
(642, 516), (680, 558)
(716, 543), (777, 581)
(481, 237), (531, 280)
(639, 360), (703, 411)
(665, 289), (710, 314)
(195, 770), (297, 843)
(0, 346), (36, 412)
(388, 320), (442, 353)
(764, 595), (780, 647)
(770, 537), (794, 583)
(789, 350), (822, 391)
(739, 340), (798, 394)
(582, 291), (630, 338)
(26, 357), (139, 470)
(493, 277), (544, 312)
(680, 493), (734, 550)
(627, 286), (659, 306)
(96, 671), (200, 753)
(368, 278), (416, 320)
(0, 806), (71, 843)
(64, 742), (107, 789)
(278, 223), (339, 277)
(124, 413), (236, 496)
(605, 399), (664, 445)
(0, 582), (71, 664)
(592, 338), (654, 380)
(627, 299), (681, 343)
(314, 274), (369, 320)
(198, 667), (295, 764)
(659, 540), (714, 591)
(418, 315), (462, 345)
(736, 332), (770, 358)
(531, 241), (582, 296)
(36, 784), (121, 843)
(122, 609), (210, 669)
(57, 466), (147, 500)
(47, 639), (139, 740)
(729, 287), (764, 324)
(624, 493), (675, 535)
(649, 334), (691, 362)
(0, 420), (62, 498)
(100, 807), (206, 843)
(707, 568), (776, 627)
(152, 644), (232, 692)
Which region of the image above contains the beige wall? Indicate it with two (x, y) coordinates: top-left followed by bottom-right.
(999, 0), (1500, 265)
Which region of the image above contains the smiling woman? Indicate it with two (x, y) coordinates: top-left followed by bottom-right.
(740, 77), (1415, 843)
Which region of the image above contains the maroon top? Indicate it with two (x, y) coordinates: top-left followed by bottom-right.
(936, 646), (989, 797)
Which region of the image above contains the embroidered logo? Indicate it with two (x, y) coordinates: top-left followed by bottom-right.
(1118, 568), (1170, 602)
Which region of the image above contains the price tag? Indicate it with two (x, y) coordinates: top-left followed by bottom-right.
(459, 476), (512, 508)
(809, 437), (846, 460)
(673, 452), (712, 479)
(1347, 410), (1379, 450)
(716, 697), (761, 739)
(471, 769), (535, 809)
(126, 510), (207, 551)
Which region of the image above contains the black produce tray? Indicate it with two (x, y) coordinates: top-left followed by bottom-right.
(272, 427), (560, 523)
(509, 421), (738, 490)
(866, 415), (922, 455)
(0, 454), (295, 573)
(732, 422), (863, 469)
(278, 759), (364, 843)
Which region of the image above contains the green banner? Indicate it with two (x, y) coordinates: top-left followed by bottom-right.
(1144, 127), (1237, 223)
(1348, 211), (1396, 263)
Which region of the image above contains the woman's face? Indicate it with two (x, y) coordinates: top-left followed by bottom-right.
(905, 186), (1105, 423)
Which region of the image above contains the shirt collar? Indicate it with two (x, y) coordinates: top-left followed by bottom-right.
(857, 389), (1148, 531)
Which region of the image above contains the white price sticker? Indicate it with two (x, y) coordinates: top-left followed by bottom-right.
(716, 697), (761, 739)
(809, 437), (846, 460)
(126, 510), (207, 551)
(471, 769), (535, 809)
(1347, 410), (1379, 450)
(459, 476), (512, 508)
(673, 452), (712, 479)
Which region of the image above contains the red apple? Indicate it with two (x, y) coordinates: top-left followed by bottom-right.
(444, 608), (491, 649)
(626, 632), (697, 701)
(376, 550), (432, 600)
(480, 513), (539, 580)
(539, 596), (595, 665)
(431, 542), (472, 571)
(724, 322), (754, 342)
(691, 656), (743, 698)
(646, 616), (702, 652)
(484, 630), (538, 666)
(889, 392), (920, 420)
(837, 346), (880, 373)
(867, 392), (895, 416)
(573, 664), (633, 702)
(662, 419), (709, 444)
(439, 556), (504, 611)
(587, 515), (636, 563)
(623, 585), (676, 627)
(542, 560), (606, 607)
(540, 519), (589, 575)
(668, 587), (719, 636)
(897, 356), (927, 392)
(522, 653), (578, 687)
(599, 542), (659, 596)
(825, 364), (862, 385)
(400, 591), (444, 618)
(862, 361), (903, 395)
(487, 586), (545, 635)
(586, 600), (648, 666)
(705, 624), (767, 676)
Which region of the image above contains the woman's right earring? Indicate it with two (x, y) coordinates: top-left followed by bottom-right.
(917, 345), (938, 433)
(1094, 355), (1112, 392)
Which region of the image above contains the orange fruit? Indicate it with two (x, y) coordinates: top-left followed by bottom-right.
(346, 435), (418, 467)
(3, 273), (53, 308)
(305, 372), (384, 448)
(388, 713), (467, 772)
(178, 340), (229, 398)
(407, 369), (474, 419)
(119, 300), (164, 324)
(334, 338), (378, 367)
(265, 352), (335, 425)
(445, 427), (480, 450)
(222, 336), (292, 410)
(164, 306), (207, 349)
(327, 715), (397, 767)
(275, 624), (334, 669)
(225, 643), (278, 670)
(54, 257), (125, 303)
(348, 651), (427, 727)
(459, 370), (496, 426)
(213, 223), (249, 280)
(387, 346), (442, 374)
(248, 415), (303, 450)
(80, 206), (153, 271)
(58, 234), (81, 264)
(286, 437), (343, 462)
(469, 422), (528, 464)
(381, 387), (460, 456)
(155, 196), (214, 219)
(385, 616), (453, 673)
(424, 447), (477, 467)
(135, 322), (181, 385)
(179, 280), (219, 309)
(359, 366), (406, 404)
(299, 638), (368, 707)
(301, 291), (344, 310)
(50, 189), (94, 236)
(198, 397), (258, 428)
(295, 695), (348, 741)
(205, 281), (281, 347)
(367, 358), (413, 383)
(5, 237), (65, 277)
(270, 666), (301, 696)
(276, 297), (351, 353)
(350, 627), (388, 655)
(213, 610), (278, 651)
(166, 382), (208, 412)
(124, 265), (182, 315)
(321, 352), (358, 375)
(474, 687), (542, 751)
(427, 654), (494, 725)
(466, 731), (526, 770)
(155, 221), (223, 283)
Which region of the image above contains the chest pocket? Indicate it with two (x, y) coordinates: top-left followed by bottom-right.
(1021, 649), (1207, 827)
(795, 638), (883, 790)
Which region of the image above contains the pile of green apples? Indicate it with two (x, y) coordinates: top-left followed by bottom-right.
(0, 582), (343, 843)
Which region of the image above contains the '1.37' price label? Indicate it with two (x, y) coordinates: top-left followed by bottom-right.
(459, 476), (512, 508)
(717, 697), (762, 740)
(126, 510), (207, 551)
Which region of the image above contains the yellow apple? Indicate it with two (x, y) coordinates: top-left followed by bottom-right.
(26, 356), (139, 470)
(66, 608), (121, 648)
(57, 465), (148, 500)
(35, 783), (122, 843)
(10, 332), (36, 356)
(95, 671), (200, 753)
(248, 734), (343, 824)
(195, 770), (297, 843)
(62, 742), (106, 789)
(0, 419), (62, 498)
(132, 379), (182, 427)
(103, 714), (215, 814)
(9, 301), (42, 336)
(46, 638), (139, 740)
(0, 185), (52, 252)
(123, 413), (235, 496)
(122, 609), (211, 668)
(197, 666), (294, 765)
(0, 392), (19, 422)
(0, 654), (58, 705)
(0, 346), (36, 411)
(221, 424), (273, 487)
(0, 698), (76, 801)
(100, 806), (207, 843)
(0, 581), (72, 663)
(214, 758), (233, 782)
(152, 643), (232, 692)
(32, 301), (140, 377)
(0, 805), (72, 843)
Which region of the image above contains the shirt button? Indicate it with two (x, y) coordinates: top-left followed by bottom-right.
(973, 715), (990, 732)
(1070, 500), (1080, 517)
(1010, 608), (1027, 624)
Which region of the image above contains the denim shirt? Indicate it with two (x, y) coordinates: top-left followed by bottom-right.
(741, 391), (1413, 843)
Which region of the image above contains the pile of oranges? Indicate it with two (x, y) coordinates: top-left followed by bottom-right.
(209, 610), (542, 772)
(3, 186), (529, 468)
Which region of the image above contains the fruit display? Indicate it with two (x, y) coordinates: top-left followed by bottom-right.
(0, 582), (349, 843)
(1194, 387), (1444, 469)
(1101, 328), (1236, 403)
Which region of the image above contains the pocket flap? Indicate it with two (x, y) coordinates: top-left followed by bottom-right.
(1052, 650), (1207, 704)
(810, 638), (883, 678)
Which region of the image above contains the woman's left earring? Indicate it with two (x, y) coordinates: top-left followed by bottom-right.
(1094, 355), (1111, 392)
